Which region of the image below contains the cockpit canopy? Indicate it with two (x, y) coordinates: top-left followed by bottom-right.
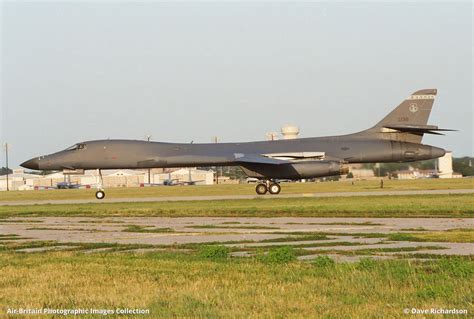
(65, 143), (86, 151)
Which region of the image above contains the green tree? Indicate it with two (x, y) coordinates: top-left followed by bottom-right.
(0, 167), (12, 176)
(453, 157), (474, 176)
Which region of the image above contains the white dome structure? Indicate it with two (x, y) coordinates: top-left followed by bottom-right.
(281, 124), (300, 140)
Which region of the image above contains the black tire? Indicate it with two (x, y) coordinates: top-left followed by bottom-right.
(255, 183), (268, 195)
(95, 190), (106, 200)
(268, 183), (281, 195)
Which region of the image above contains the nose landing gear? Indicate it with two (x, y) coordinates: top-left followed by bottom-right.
(95, 190), (105, 200)
(95, 169), (106, 200)
(255, 180), (281, 195)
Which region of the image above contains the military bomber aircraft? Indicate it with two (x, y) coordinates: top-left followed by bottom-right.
(21, 89), (451, 199)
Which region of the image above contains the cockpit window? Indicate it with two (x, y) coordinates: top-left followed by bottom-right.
(65, 143), (86, 151)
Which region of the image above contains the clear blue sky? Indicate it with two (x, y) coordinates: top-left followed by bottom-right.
(1, 1), (472, 167)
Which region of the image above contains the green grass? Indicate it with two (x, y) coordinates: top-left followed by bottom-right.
(310, 221), (383, 225)
(0, 234), (20, 238)
(198, 245), (230, 260)
(77, 219), (125, 224)
(1, 178), (472, 202)
(312, 255), (336, 267)
(260, 233), (330, 242)
(0, 194), (472, 218)
(121, 225), (175, 233)
(388, 229), (474, 243)
(308, 246), (448, 256)
(186, 224), (280, 230)
(25, 227), (105, 232)
(0, 219), (43, 223)
(247, 241), (373, 250)
(0, 240), (156, 253)
(0, 234), (28, 241)
(257, 246), (298, 263)
(399, 227), (429, 231)
(0, 250), (471, 318)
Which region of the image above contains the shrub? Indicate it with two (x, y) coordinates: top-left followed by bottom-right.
(261, 246), (297, 264)
(312, 255), (335, 268)
(198, 245), (229, 260)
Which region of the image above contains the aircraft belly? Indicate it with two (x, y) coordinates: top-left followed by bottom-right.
(240, 161), (345, 179)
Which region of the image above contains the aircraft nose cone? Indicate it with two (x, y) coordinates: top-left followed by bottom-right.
(21, 158), (40, 170)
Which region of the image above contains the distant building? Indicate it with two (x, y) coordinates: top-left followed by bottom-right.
(437, 151), (462, 178)
(32, 169), (146, 188)
(395, 168), (460, 180)
(153, 168), (214, 185)
(349, 168), (375, 179)
(0, 169), (42, 191)
(214, 175), (240, 184)
(396, 170), (416, 180)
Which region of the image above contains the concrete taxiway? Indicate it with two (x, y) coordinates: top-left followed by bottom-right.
(1, 217), (472, 261)
(1, 188), (473, 206)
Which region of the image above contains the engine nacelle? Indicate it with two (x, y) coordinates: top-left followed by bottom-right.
(240, 160), (348, 180)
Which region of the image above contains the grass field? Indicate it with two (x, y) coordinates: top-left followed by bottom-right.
(1, 178), (472, 202)
(1, 194), (472, 218)
(387, 229), (474, 243)
(1, 179), (472, 318)
(0, 250), (472, 318)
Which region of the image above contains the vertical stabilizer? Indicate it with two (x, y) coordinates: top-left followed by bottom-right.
(358, 89), (439, 143)
(375, 89), (437, 128)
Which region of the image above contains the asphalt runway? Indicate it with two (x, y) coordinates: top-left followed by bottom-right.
(1, 217), (473, 262)
(1, 188), (473, 206)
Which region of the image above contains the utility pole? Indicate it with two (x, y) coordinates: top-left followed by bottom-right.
(146, 135), (152, 184)
(4, 143), (9, 191)
(214, 136), (219, 184)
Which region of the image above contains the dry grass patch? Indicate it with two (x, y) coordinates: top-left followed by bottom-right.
(0, 252), (472, 318)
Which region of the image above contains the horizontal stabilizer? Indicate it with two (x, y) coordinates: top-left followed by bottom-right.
(382, 125), (456, 136)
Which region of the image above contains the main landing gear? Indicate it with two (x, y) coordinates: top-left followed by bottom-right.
(95, 169), (106, 200)
(255, 180), (281, 195)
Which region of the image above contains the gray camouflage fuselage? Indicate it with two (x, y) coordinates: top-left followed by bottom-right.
(21, 89), (449, 180)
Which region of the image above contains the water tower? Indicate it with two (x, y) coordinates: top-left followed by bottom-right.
(281, 124), (300, 140)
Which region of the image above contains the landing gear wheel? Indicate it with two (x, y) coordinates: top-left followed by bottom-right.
(268, 183), (281, 195)
(255, 183), (268, 195)
(95, 190), (105, 200)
